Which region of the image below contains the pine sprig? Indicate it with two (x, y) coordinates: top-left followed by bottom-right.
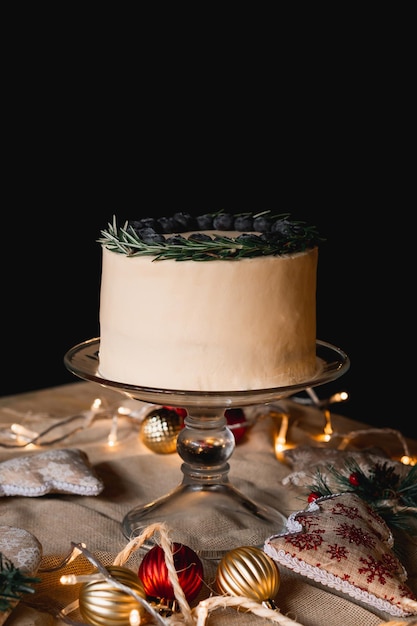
(0, 553), (40, 612)
(98, 210), (323, 261)
(306, 459), (417, 535)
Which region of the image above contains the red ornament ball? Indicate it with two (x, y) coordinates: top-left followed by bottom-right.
(224, 408), (247, 444)
(138, 542), (204, 603)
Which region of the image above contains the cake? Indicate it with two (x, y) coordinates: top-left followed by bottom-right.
(97, 211), (322, 392)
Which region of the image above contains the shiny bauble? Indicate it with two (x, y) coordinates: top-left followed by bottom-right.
(79, 565), (147, 626)
(224, 408), (248, 444)
(216, 546), (280, 608)
(141, 407), (185, 454)
(138, 542), (204, 604)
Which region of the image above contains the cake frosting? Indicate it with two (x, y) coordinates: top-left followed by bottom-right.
(97, 211), (322, 391)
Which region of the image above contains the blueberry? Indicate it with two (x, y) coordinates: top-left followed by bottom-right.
(172, 212), (197, 231)
(137, 228), (166, 244)
(130, 220), (144, 231)
(235, 233), (263, 244)
(196, 214), (214, 229)
(260, 232), (283, 244)
(130, 217), (158, 231)
(165, 235), (187, 245)
(189, 233), (213, 242)
(213, 213), (234, 230)
(233, 215), (253, 231)
(157, 216), (177, 233)
(253, 215), (272, 232)
(271, 218), (295, 236)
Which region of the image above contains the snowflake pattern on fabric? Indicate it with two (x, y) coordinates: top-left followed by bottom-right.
(0, 526), (42, 626)
(0, 527), (42, 570)
(264, 492), (417, 618)
(335, 522), (376, 548)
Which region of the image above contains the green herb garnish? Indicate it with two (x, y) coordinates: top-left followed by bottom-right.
(98, 210), (324, 261)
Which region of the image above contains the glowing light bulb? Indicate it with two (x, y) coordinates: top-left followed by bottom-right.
(129, 609), (141, 625)
(60, 573), (104, 585)
(10, 423), (39, 446)
(272, 412), (295, 460)
(92, 398), (102, 411)
(401, 455), (416, 466)
(107, 414), (119, 447)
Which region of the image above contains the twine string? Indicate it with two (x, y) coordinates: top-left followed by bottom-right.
(114, 522), (193, 625)
(192, 595), (305, 626)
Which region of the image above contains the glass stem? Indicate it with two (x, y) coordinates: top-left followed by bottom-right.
(176, 408), (235, 485)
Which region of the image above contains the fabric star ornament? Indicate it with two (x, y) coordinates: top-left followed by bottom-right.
(0, 448), (103, 497)
(264, 492), (417, 618)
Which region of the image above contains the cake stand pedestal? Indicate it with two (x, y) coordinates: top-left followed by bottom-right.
(64, 338), (349, 559)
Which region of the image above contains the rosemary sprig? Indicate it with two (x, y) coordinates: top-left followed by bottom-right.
(306, 460), (417, 536)
(0, 553), (40, 612)
(98, 211), (323, 261)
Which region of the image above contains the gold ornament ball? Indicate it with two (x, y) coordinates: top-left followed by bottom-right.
(216, 546), (280, 605)
(79, 565), (147, 626)
(141, 407), (184, 454)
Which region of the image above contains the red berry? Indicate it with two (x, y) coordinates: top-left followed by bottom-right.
(308, 492), (321, 502)
(349, 472), (360, 486)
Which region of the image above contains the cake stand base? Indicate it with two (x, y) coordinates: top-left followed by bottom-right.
(122, 464), (286, 559)
(64, 338), (350, 560)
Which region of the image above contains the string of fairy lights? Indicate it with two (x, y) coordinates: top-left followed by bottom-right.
(0, 389), (415, 465)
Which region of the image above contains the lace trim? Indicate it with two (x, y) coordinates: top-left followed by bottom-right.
(264, 544), (411, 618)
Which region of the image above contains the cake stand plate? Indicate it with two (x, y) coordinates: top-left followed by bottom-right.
(64, 339), (349, 559)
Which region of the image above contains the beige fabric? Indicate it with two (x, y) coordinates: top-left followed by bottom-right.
(0, 382), (416, 625)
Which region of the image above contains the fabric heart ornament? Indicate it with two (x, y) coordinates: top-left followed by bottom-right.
(264, 492), (417, 618)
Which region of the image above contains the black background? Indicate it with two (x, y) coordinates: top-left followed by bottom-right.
(1, 31), (413, 438)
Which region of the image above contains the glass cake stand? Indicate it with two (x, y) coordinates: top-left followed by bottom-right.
(64, 338), (349, 559)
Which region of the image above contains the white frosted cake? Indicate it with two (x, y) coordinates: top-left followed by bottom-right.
(97, 211), (322, 391)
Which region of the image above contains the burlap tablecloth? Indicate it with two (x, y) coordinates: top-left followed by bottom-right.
(1, 381), (416, 625)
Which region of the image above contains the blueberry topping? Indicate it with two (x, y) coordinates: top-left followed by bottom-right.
(213, 213), (235, 230)
(165, 234), (187, 245)
(131, 218), (158, 231)
(189, 233), (213, 242)
(172, 212), (198, 231)
(196, 214), (214, 229)
(100, 210), (323, 260)
(271, 218), (296, 236)
(137, 228), (166, 245)
(253, 215), (272, 232)
(234, 216), (253, 231)
(235, 233), (264, 245)
(157, 216), (177, 233)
